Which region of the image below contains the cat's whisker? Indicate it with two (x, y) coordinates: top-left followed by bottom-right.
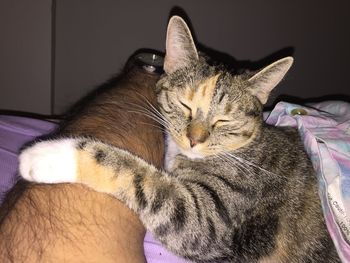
(224, 152), (282, 178)
(131, 91), (168, 120)
(123, 101), (163, 119)
(95, 100), (168, 127)
(138, 121), (168, 132)
(127, 111), (169, 130)
(124, 101), (175, 132)
(223, 154), (262, 176)
(123, 98), (184, 141)
(219, 153), (256, 176)
(216, 154), (253, 176)
(129, 102), (165, 122)
(126, 108), (171, 129)
(205, 146), (268, 178)
(128, 108), (182, 141)
(203, 146), (260, 177)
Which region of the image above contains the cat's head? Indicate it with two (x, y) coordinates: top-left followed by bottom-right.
(156, 16), (293, 159)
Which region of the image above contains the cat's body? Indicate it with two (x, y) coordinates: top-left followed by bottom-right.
(163, 125), (330, 262)
(19, 16), (340, 262)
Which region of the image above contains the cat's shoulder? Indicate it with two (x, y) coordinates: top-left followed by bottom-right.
(262, 124), (302, 144)
(264, 123), (299, 136)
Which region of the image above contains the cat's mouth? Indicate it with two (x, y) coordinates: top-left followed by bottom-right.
(177, 139), (209, 159)
(168, 133), (211, 159)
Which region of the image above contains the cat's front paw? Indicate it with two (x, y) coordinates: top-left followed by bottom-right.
(19, 139), (78, 184)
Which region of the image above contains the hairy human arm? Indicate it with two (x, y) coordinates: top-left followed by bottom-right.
(0, 66), (164, 262)
(0, 182), (146, 263)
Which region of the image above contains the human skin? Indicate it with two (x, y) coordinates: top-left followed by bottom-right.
(0, 66), (164, 262)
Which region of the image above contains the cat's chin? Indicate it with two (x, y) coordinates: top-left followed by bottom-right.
(179, 149), (205, 160)
(165, 133), (206, 161)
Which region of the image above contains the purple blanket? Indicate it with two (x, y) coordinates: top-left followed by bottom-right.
(0, 115), (56, 199)
(0, 115), (188, 263)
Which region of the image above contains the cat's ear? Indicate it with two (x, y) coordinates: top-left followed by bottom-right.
(164, 16), (199, 74)
(248, 57), (294, 104)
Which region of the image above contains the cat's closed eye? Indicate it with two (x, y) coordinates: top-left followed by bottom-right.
(179, 101), (192, 120)
(212, 119), (230, 128)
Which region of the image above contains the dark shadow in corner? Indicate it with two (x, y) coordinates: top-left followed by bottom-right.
(197, 44), (294, 75)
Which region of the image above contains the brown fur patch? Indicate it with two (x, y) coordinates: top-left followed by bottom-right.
(61, 68), (165, 168)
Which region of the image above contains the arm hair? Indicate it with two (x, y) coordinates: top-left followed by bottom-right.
(0, 67), (163, 262)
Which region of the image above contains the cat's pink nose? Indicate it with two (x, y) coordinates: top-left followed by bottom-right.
(187, 128), (209, 148)
(189, 138), (198, 147)
(187, 121), (209, 148)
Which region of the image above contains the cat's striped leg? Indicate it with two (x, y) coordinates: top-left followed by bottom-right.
(19, 138), (230, 262)
(19, 138), (163, 192)
(20, 138), (179, 217)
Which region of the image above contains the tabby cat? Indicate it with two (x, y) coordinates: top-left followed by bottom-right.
(19, 16), (340, 262)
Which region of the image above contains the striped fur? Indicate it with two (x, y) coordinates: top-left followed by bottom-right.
(19, 16), (340, 262)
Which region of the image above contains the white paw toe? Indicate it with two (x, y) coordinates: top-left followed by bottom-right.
(19, 139), (78, 184)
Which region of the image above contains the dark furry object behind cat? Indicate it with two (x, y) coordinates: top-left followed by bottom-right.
(58, 60), (164, 168)
(19, 16), (340, 262)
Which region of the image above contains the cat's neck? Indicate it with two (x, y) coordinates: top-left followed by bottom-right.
(164, 133), (180, 171)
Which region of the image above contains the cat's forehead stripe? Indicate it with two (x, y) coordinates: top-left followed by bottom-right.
(200, 74), (220, 117)
(201, 82), (208, 97)
(203, 74), (220, 96)
(187, 89), (195, 101)
(186, 74), (220, 118)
